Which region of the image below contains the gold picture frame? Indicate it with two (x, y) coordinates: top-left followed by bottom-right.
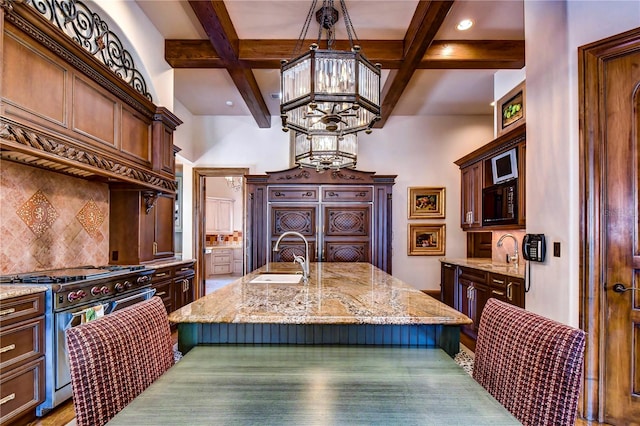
(496, 81), (526, 136)
(408, 224), (446, 256)
(408, 187), (445, 219)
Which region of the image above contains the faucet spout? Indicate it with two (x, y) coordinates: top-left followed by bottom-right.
(497, 233), (519, 264)
(273, 231), (310, 281)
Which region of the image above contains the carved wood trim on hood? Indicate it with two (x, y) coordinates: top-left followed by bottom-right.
(1, 119), (177, 192)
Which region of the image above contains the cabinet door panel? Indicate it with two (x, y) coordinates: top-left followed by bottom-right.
(272, 206), (316, 236)
(324, 242), (369, 263)
(272, 241), (317, 262)
(324, 206), (370, 236)
(154, 193), (175, 258)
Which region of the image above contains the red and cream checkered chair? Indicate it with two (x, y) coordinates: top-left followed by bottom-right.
(65, 296), (174, 426)
(473, 298), (586, 426)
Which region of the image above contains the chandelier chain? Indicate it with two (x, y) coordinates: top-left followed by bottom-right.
(294, 0), (318, 56)
(338, 0), (359, 48)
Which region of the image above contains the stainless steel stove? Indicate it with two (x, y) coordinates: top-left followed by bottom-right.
(1, 265), (156, 415)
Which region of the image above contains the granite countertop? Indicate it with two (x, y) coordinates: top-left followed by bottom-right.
(439, 258), (524, 278)
(168, 262), (472, 326)
(0, 285), (48, 300)
(142, 257), (196, 269)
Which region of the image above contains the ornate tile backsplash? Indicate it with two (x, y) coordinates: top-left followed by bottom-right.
(0, 161), (109, 274)
(17, 190), (59, 237)
(76, 199), (105, 238)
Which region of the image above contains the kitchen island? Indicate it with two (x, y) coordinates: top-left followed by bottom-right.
(169, 262), (471, 356)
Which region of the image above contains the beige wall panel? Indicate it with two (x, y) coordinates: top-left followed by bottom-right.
(2, 32), (65, 124)
(72, 76), (117, 146)
(121, 107), (151, 163)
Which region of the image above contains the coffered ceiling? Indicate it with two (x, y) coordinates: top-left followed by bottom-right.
(134, 0), (524, 128)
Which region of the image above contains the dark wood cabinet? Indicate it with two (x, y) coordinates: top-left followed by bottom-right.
(440, 262), (458, 308)
(0, 292), (45, 425)
(173, 261), (195, 310)
(149, 261), (195, 317)
(246, 168), (395, 274)
(109, 189), (175, 264)
(460, 162), (483, 229)
(488, 272), (525, 309)
(443, 262), (526, 344)
(150, 267), (173, 314)
(456, 267), (489, 340)
(455, 125), (526, 230)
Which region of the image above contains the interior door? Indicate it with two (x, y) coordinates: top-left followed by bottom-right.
(602, 43), (640, 423)
(581, 28), (640, 423)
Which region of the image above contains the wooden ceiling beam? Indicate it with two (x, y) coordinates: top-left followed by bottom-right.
(376, 0), (455, 128)
(165, 39), (524, 70)
(188, 0), (270, 128)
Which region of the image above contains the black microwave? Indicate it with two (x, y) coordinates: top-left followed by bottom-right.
(482, 182), (518, 226)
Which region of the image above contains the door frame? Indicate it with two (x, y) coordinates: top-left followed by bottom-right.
(578, 27), (640, 421)
(193, 167), (249, 298)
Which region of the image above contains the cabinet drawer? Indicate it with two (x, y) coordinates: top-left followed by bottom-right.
(174, 262), (195, 278)
(0, 357), (45, 425)
(0, 317), (44, 374)
(213, 264), (232, 274)
(213, 255), (231, 263)
(0, 293), (44, 327)
(322, 186), (373, 202)
(152, 281), (173, 313)
(459, 267), (487, 284)
(151, 268), (173, 282)
(268, 187), (318, 202)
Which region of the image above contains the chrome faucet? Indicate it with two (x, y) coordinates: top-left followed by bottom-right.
(273, 231), (310, 282)
(497, 233), (519, 264)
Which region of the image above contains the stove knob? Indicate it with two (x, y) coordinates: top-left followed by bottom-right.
(91, 286), (109, 296)
(68, 290), (87, 302)
(137, 275), (150, 284)
(124, 280), (132, 289)
(114, 282), (124, 292)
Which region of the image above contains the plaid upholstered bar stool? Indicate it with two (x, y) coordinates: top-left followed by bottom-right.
(65, 296), (174, 426)
(473, 298), (586, 426)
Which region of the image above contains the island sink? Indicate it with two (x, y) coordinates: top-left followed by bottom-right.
(248, 273), (303, 284)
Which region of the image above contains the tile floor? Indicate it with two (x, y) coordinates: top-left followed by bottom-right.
(205, 274), (239, 294)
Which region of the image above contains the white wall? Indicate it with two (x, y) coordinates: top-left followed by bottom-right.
(357, 116), (493, 287)
(523, 0), (639, 326)
(89, 0), (174, 108)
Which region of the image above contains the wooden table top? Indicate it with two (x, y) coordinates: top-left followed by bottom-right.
(108, 345), (519, 425)
(168, 262), (471, 326)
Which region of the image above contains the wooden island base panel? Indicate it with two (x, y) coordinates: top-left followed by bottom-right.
(168, 263), (472, 356)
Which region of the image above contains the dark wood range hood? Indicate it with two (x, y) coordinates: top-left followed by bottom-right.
(0, 1), (181, 193)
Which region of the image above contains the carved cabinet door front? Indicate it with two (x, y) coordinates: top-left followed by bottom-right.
(270, 205), (318, 262)
(322, 205), (372, 263)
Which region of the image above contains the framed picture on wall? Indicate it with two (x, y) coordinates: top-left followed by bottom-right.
(496, 81), (526, 136)
(408, 224), (446, 256)
(408, 187), (445, 219)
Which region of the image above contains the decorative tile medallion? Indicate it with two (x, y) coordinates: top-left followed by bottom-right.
(76, 199), (105, 238)
(17, 190), (59, 237)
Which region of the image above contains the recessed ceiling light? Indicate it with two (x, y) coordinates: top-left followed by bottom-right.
(225, 100), (234, 107)
(456, 19), (473, 31)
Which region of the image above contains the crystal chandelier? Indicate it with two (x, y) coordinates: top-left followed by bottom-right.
(280, 0), (381, 138)
(294, 132), (357, 170)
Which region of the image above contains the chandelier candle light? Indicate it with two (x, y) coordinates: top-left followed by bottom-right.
(281, 0), (381, 170)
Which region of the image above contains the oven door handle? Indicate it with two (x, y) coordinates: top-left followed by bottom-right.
(108, 288), (156, 314)
(65, 303), (110, 330)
